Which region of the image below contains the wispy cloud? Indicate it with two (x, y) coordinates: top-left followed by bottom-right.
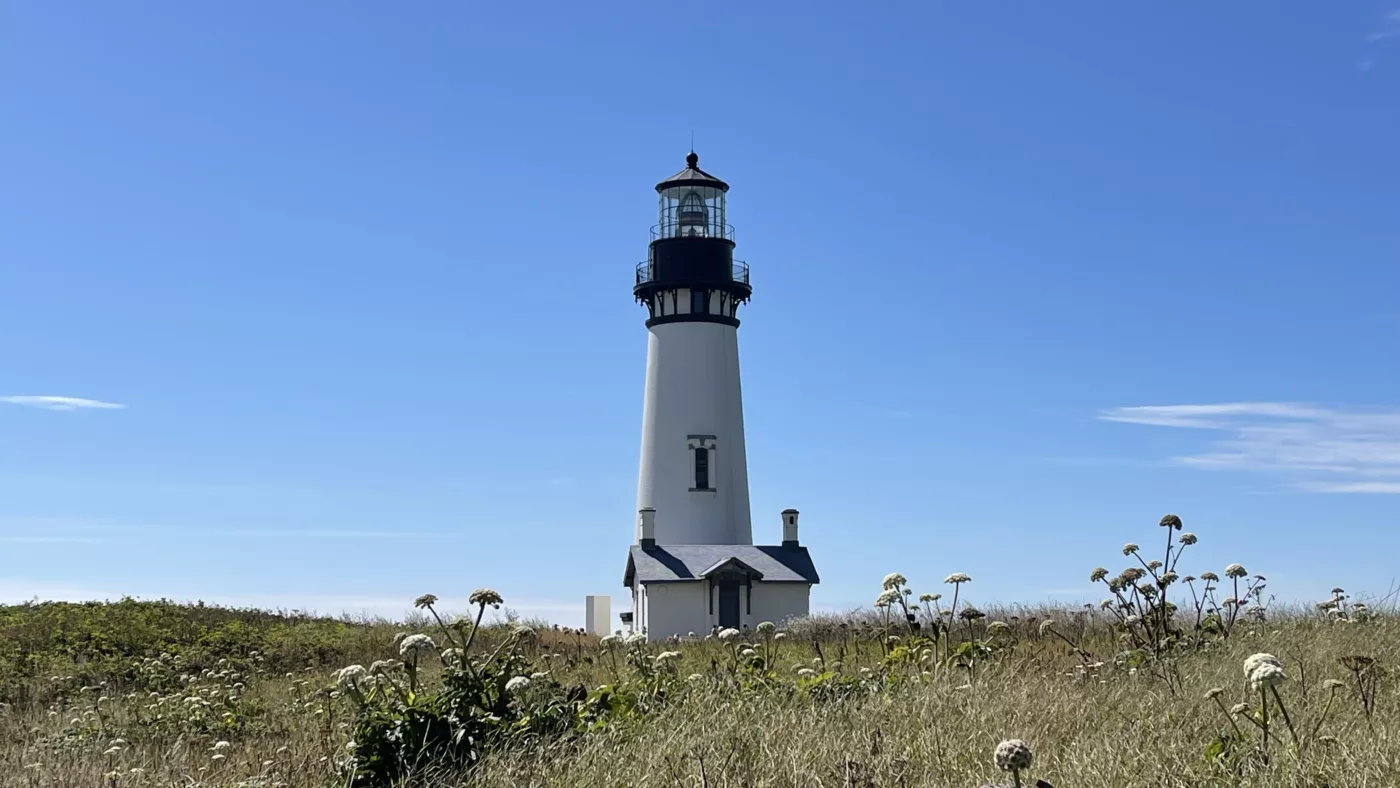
(1367, 9), (1400, 41)
(1100, 402), (1400, 493)
(0, 395), (126, 411)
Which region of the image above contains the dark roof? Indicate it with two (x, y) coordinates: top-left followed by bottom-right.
(655, 151), (729, 193)
(624, 544), (819, 587)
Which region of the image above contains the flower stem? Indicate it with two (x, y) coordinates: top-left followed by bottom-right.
(1270, 685), (1300, 749)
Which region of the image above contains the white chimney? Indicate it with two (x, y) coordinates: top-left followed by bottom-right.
(781, 508), (799, 546)
(638, 507), (657, 548)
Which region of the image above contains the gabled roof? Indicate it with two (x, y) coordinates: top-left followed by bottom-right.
(655, 151), (729, 193)
(624, 544), (819, 587)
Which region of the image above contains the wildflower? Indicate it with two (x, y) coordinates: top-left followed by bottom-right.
(1179, 532), (1197, 545)
(797, 668), (817, 678)
(1200, 571), (1219, 582)
(1331, 587), (1345, 595)
(212, 741), (231, 751)
(469, 588), (503, 608)
(599, 634), (620, 648)
(1124, 615), (1142, 626)
(1222, 597), (1238, 607)
(1205, 687), (1224, 700)
(625, 632), (647, 646)
(1323, 679), (1345, 691)
(959, 606), (985, 620)
(686, 673), (703, 682)
(504, 676), (531, 693)
(774, 632), (787, 640)
(1230, 703), (1249, 715)
(919, 593), (935, 602)
(211, 754), (225, 761)
(1226, 563), (1248, 578)
(741, 648), (757, 658)
(1161, 571), (1179, 585)
(334, 665), (367, 686)
(1099, 599), (1113, 610)
(1249, 663), (1286, 692)
(656, 651), (682, 662)
(1160, 513), (1182, 530)
(944, 572), (971, 584)
(1121, 567), (1145, 582)
(1318, 735), (1338, 745)
(987, 621), (1010, 636)
(103, 747), (122, 756)
(1090, 567), (1108, 582)
(756, 621), (776, 634)
(882, 572), (907, 590)
(413, 593), (438, 609)
(369, 660), (398, 673)
(441, 647), (461, 662)
(993, 739), (1034, 773)
(1123, 543), (1139, 556)
(1146, 560), (1162, 571)
(718, 628), (740, 641)
(875, 589), (900, 606)
(399, 634), (437, 656)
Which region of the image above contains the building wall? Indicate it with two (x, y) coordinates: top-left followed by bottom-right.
(746, 583), (811, 629)
(638, 581), (812, 640)
(584, 595), (611, 636)
(635, 321), (753, 546)
(639, 583), (709, 639)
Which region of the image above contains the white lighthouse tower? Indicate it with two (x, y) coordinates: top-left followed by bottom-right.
(622, 153), (818, 640)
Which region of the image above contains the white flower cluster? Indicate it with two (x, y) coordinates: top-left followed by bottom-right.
(398, 634), (437, 657)
(993, 739), (1033, 772)
(1244, 652), (1286, 692)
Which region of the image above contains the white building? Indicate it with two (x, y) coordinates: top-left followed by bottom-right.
(621, 153), (819, 640)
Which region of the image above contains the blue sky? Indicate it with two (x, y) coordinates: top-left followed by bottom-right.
(4, 3), (1399, 625)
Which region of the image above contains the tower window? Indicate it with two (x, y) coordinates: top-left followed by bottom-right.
(694, 447), (710, 490)
(691, 289), (708, 315)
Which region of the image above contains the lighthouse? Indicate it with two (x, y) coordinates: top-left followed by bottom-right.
(621, 152), (819, 640)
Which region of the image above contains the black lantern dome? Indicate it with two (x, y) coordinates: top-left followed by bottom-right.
(635, 152), (751, 327)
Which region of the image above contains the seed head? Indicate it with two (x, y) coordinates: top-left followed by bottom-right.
(1226, 564), (1248, 579)
(1090, 567), (1108, 582)
(987, 621), (1010, 636)
(718, 628), (740, 641)
(1323, 679), (1345, 691)
(469, 588), (503, 608)
(1160, 513), (1182, 530)
(959, 605), (985, 620)
(1331, 587), (1345, 596)
(882, 572), (907, 590)
(413, 594), (438, 609)
(1123, 543), (1139, 556)
(1146, 560), (1162, 571)
(756, 621), (776, 634)
(944, 572), (971, 584)
(1179, 532), (1197, 545)
(918, 593), (935, 602)
(1038, 620), (1055, 636)
(993, 739), (1033, 772)
(1205, 687), (1224, 700)
(797, 668), (817, 678)
(875, 589), (899, 607)
(334, 665), (367, 686)
(1230, 702), (1249, 715)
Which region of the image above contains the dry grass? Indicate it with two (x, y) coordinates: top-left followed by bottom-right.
(2, 605), (1396, 788)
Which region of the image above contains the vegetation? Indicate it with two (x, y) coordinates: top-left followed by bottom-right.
(2, 515), (1396, 787)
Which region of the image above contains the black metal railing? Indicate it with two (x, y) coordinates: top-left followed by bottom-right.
(650, 221), (735, 242)
(636, 260), (749, 286)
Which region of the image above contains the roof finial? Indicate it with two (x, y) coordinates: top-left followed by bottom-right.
(686, 150), (699, 168)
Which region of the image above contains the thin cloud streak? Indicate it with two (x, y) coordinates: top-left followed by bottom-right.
(0, 395), (126, 411)
(1100, 402), (1400, 494)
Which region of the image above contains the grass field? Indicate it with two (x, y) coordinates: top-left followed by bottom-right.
(3, 519), (1396, 787)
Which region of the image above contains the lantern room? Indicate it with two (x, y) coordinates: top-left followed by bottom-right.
(655, 152), (730, 241)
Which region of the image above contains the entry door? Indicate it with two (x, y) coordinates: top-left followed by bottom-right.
(718, 584), (740, 628)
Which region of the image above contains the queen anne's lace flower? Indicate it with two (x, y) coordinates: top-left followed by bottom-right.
(1243, 653), (1281, 678)
(882, 572), (906, 590)
(469, 588), (503, 608)
(1249, 663), (1286, 692)
(334, 665), (367, 686)
(756, 621), (776, 634)
(718, 628), (740, 641)
(944, 573), (971, 584)
(993, 739), (1033, 772)
(398, 634), (436, 657)
(875, 589), (900, 606)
